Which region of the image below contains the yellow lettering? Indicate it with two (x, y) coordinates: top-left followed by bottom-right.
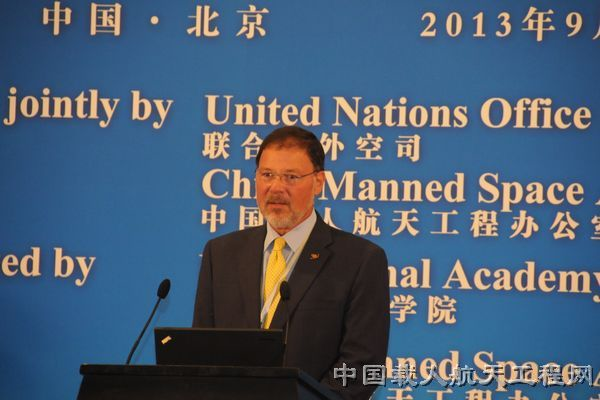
(443, 259), (472, 289)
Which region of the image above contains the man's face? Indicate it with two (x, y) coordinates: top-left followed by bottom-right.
(256, 146), (324, 235)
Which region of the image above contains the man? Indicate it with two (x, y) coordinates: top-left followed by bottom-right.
(193, 126), (389, 400)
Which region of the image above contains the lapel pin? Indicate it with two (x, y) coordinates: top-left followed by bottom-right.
(310, 253), (320, 260)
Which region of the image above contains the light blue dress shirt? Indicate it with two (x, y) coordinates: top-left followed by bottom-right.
(260, 209), (317, 312)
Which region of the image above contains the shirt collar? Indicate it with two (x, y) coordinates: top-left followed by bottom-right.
(264, 209), (317, 253)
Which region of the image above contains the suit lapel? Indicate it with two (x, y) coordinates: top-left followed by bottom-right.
(270, 216), (332, 329)
(236, 225), (266, 328)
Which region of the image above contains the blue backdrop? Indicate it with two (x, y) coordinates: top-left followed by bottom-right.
(1, 1), (598, 399)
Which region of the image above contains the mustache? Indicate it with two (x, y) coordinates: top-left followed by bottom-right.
(266, 196), (289, 204)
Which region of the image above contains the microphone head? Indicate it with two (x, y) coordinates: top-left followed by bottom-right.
(279, 281), (290, 301)
(157, 279), (171, 299)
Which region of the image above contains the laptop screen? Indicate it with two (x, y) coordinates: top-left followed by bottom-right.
(154, 327), (285, 367)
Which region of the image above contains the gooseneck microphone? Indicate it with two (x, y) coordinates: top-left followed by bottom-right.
(279, 281), (291, 366)
(125, 278), (171, 365)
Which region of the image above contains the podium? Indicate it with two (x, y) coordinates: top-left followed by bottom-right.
(77, 364), (340, 400)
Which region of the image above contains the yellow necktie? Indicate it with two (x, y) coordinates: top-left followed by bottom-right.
(263, 237), (286, 328)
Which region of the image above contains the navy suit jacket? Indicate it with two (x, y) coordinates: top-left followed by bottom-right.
(193, 215), (390, 400)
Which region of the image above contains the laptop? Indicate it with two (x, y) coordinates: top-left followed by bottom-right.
(154, 327), (285, 367)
